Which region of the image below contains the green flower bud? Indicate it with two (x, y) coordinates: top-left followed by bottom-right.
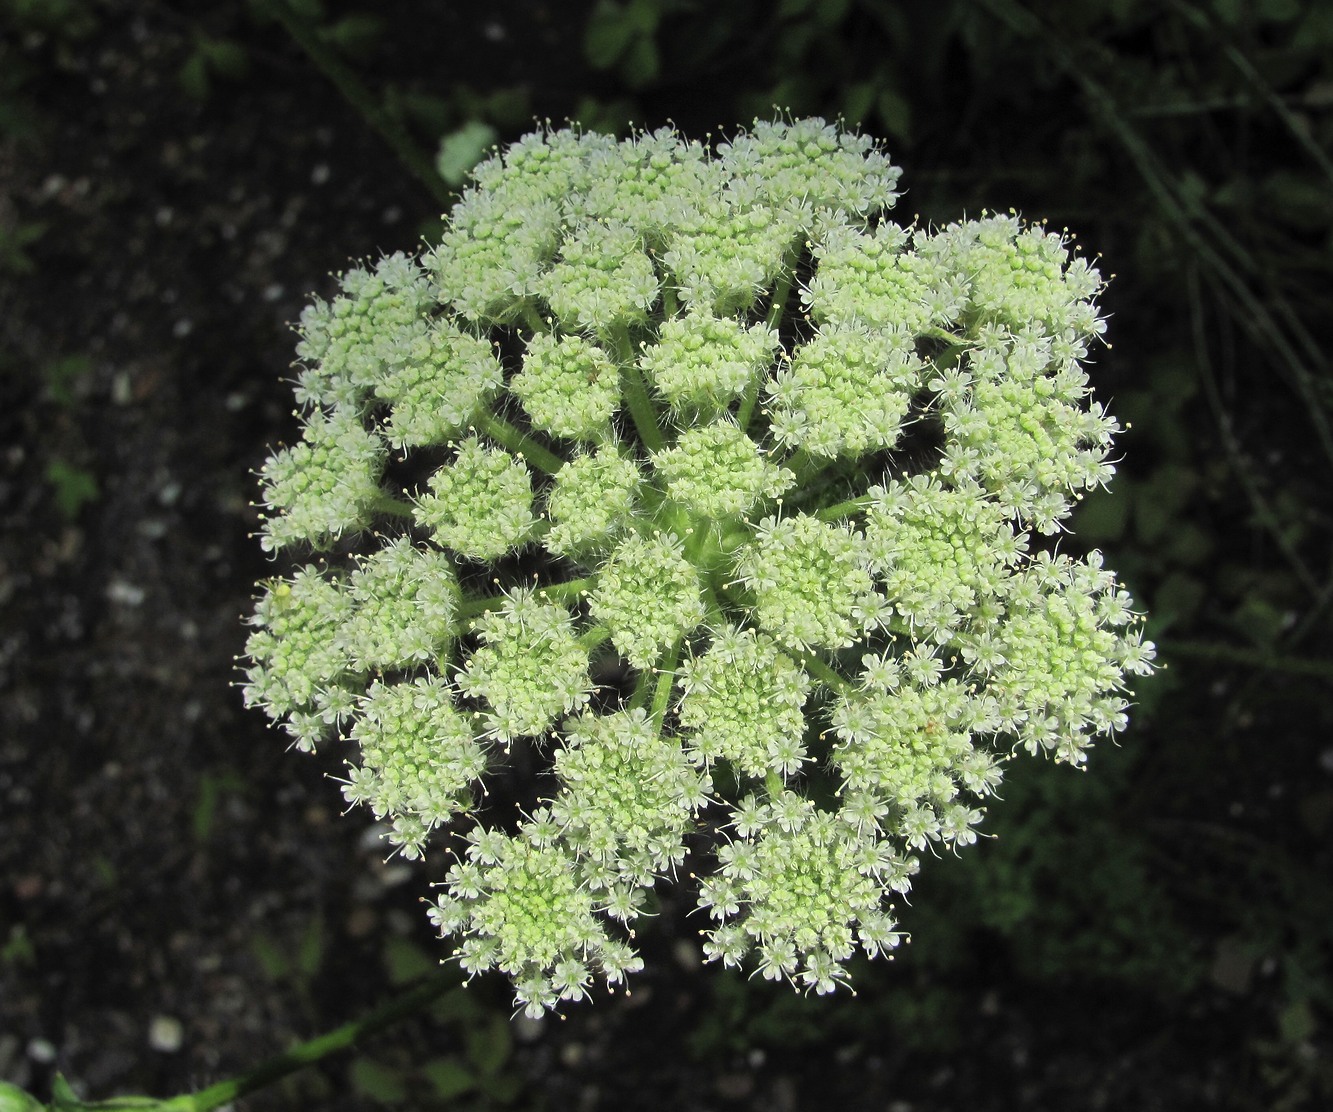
(413, 437), (536, 560)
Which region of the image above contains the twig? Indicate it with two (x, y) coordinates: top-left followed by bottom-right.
(156, 974), (456, 1111)
(270, 1), (454, 210)
(1161, 637), (1333, 681)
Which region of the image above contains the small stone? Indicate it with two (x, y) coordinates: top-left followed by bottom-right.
(1209, 936), (1253, 995)
(714, 1072), (753, 1100)
(512, 1013), (545, 1043)
(671, 938), (699, 971)
(25, 1038), (56, 1065)
(106, 580), (146, 607)
(148, 1015), (183, 1053)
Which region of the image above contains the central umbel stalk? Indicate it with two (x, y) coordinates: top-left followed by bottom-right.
(655, 501), (753, 580)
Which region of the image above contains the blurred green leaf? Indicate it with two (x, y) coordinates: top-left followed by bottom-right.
(1, 925), (35, 967)
(42, 354), (91, 406)
(621, 34), (660, 87)
(1153, 571), (1206, 629)
(808, 0), (851, 29)
(0, 220), (44, 274)
(420, 1058), (476, 1101)
(744, 75), (820, 120)
(198, 36), (249, 79)
(247, 0), (326, 22)
(180, 36), (249, 100)
(585, 0), (639, 69)
(569, 95), (636, 136)
(465, 1014), (512, 1077)
(45, 458), (98, 519)
(390, 89), (453, 135)
(436, 121), (498, 188)
(1278, 996), (1316, 1042)
(1073, 482), (1132, 541)
(191, 769), (243, 843)
(482, 87), (532, 128)
(251, 933), (289, 980)
(1164, 521), (1214, 566)
(323, 13), (386, 60)
(178, 52), (211, 100)
(1257, 0), (1301, 23)
(583, 0), (666, 85)
(1134, 464), (1198, 543)
(626, 0), (667, 34)
(1, 0), (97, 38)
(1263, 170), (1333, 231)
(842, 80), (876, 127)
(382, 935), (436, 985)
(1230, 594), (1290, 647)
(348, 1057), (407, 1104)
(1293, 4), (1333, 47)
(876, 87), (912, 143)
(480, 1070), (526, 1103)
(0, 1079), (44, 1112)
(91, 855), (116, 889)
(430, 985), (481, 1023)
(296, 913), (325, 979)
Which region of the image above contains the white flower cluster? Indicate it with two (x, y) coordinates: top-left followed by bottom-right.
(243, 118), (1154, 1016)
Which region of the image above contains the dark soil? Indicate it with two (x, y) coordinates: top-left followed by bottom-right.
(2, 3), (1329, 1111)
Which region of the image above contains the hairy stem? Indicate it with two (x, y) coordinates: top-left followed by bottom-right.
(621, 362), (666, 453)
(578, 623), (611, 652)
(614, 335), (666, 452)
(520, 302), (548, 336)
(372, 491), (417, 519)
(476, 411), (565, 476)
(738, 244), (802, 432)
(790, 647), (853, 695)
(538, 577), (591, 604)
(627, 662), (655, 711)
(817, 494), (876, 523)
(650, 638), (683, 731)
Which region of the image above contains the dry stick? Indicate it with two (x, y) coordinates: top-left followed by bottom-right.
(979, 0), (1333, 471)
(979, 0), (1333, 628)
(1160, 638), (1333, 682)
(155, 974), (456, 1112)
(1171, 0), (1333, 187)
(271, 2), (454, 210)
(1185, 263), (1322, 601)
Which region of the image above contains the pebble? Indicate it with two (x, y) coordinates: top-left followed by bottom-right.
(148, 1015), (183, 1053)
(26, 1038), (56, 1064)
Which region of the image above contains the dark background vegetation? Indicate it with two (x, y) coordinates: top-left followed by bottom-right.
(2, 0), (1331, 1108)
